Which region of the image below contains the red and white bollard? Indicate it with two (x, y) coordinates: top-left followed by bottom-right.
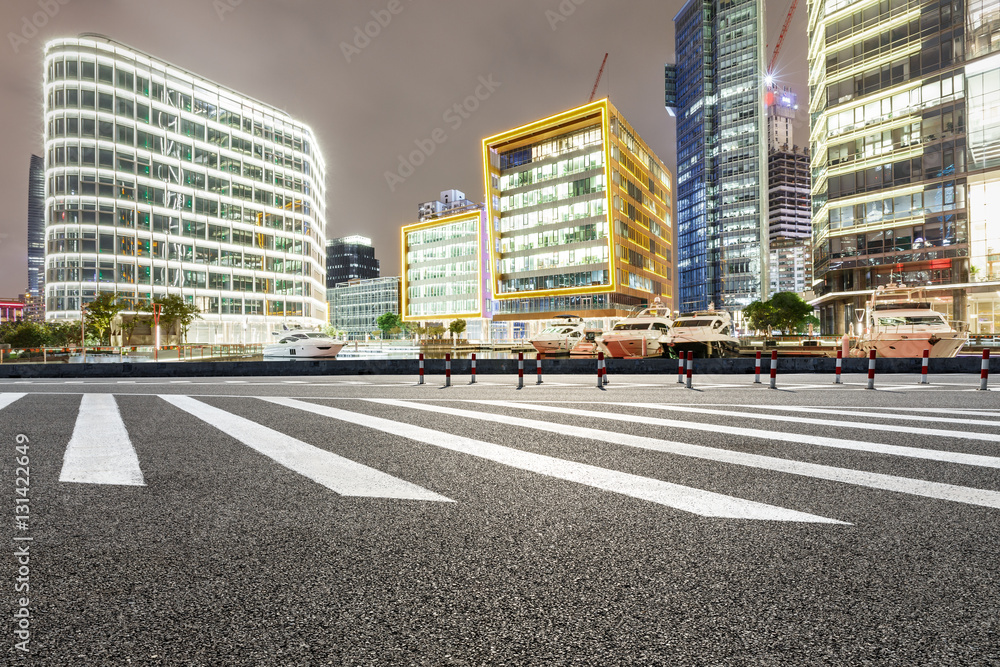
(834, 349), (843, 384)
(603, 355), (609, 386)
(769, 350), (778, 389)
(754, 350), (761, 384)
(685, 351), (693, 389)
(979, 349), (990, 391)
(470, 353), (477, 384)
(418, 353), (425, 385)
(597, 352), (605, 388)
(677, 356), (685, 384)
(919, 349), (929, 385)
(518, 352), (524, 389)
(536, 356), (543, 385)
(445, 353), (451, 387)
(867, 349), (876, 390)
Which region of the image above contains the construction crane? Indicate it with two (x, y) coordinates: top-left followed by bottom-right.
(767, 0), (799, 80)
(588, 53), (608, 102)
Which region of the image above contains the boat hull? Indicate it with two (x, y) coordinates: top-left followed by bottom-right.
(601, 334), (666, 358)
(530, 338), (575, 355)
(669, 339), (740, 359)
(852, 333), (967, 358)
(263, 343), (344, 358)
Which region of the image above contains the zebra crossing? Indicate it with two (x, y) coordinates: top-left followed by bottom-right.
(4, 392), (1000, 526)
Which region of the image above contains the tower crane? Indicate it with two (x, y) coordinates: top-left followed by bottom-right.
(589, 53), (608, 102)
(767, 0), (799, 84)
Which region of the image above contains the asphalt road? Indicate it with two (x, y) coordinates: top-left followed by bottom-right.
(2, 372), (999, 665)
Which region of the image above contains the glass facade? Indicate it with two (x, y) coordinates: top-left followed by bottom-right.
(483, 99), (674, 320)
(328, 276), (400, 340)
(27, 154), (45, 315)
(670, 0), (770, 312)
(402, 210), (483, 320)
(43, 36), (327, 342)
(326, 235), (379, 288)
(809, 0), (1000, 335)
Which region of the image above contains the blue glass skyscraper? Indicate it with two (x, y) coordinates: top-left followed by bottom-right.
(667, 0), (769, 313)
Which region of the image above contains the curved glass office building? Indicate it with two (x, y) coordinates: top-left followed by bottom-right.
(43, 35), (327, 342)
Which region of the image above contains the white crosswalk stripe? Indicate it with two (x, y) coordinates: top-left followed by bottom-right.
(160, 395), (450, 502)
(59, 394), (145, 486)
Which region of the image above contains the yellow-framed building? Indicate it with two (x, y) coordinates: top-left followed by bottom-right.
(482, 98), (674, 321)
(400, 209), (485, 323)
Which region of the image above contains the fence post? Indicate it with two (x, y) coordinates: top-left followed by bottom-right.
(769, 350), (777, 389)
(979, 349), (990, 391)
(867, 349), (876, 390)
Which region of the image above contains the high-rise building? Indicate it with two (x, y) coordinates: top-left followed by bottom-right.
(766, 87), (798, 151)
(417, 189), (478, 222)
(43, 35), (327, 342)
(809, 1), (1000, 335)
(27, 154), (45, 318)
(666, 0), (769, 313)
(325, 235), (379, 288)
(401, 208), (492, 340)
(769, 238), (813, 296)
(328, 276), (400, 340)
(483, 99), (674, 325)
(767, 144), (812, 242)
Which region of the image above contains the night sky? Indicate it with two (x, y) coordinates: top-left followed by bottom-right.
(0, 0), (808, 298)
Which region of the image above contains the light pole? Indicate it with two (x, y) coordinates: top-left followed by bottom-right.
(152, 303), (162, 362)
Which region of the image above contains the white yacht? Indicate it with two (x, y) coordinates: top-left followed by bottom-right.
(850, 283), (968, 358)
(529, 315), (587, 355)
(600, 299), (674, 358)
(263, 331), (346, 358)
(666, 308), (740, 358)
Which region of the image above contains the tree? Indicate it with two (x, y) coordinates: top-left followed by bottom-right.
(769, 292), (815, 334)
(427, 324), (446, 339)
(742, 300), (777, 337)
(743, 293), (816, 336)
(0, 322), (49, 349)
(143, 295), (201, 343)
(448, 319), (467, 340)
(84, 292), (127, 344)
(376, 312), (402, 338)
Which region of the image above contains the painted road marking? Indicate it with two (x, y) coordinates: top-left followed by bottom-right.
(159, 395), (449, 502)
(379, 399), (1000, 511)
(725, 404), (1000, 428)
(59, 394), (145, 486)
(613, 403), (1000, 445)
(265, 397), (846, 523)
(0, 393), (25, 410)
